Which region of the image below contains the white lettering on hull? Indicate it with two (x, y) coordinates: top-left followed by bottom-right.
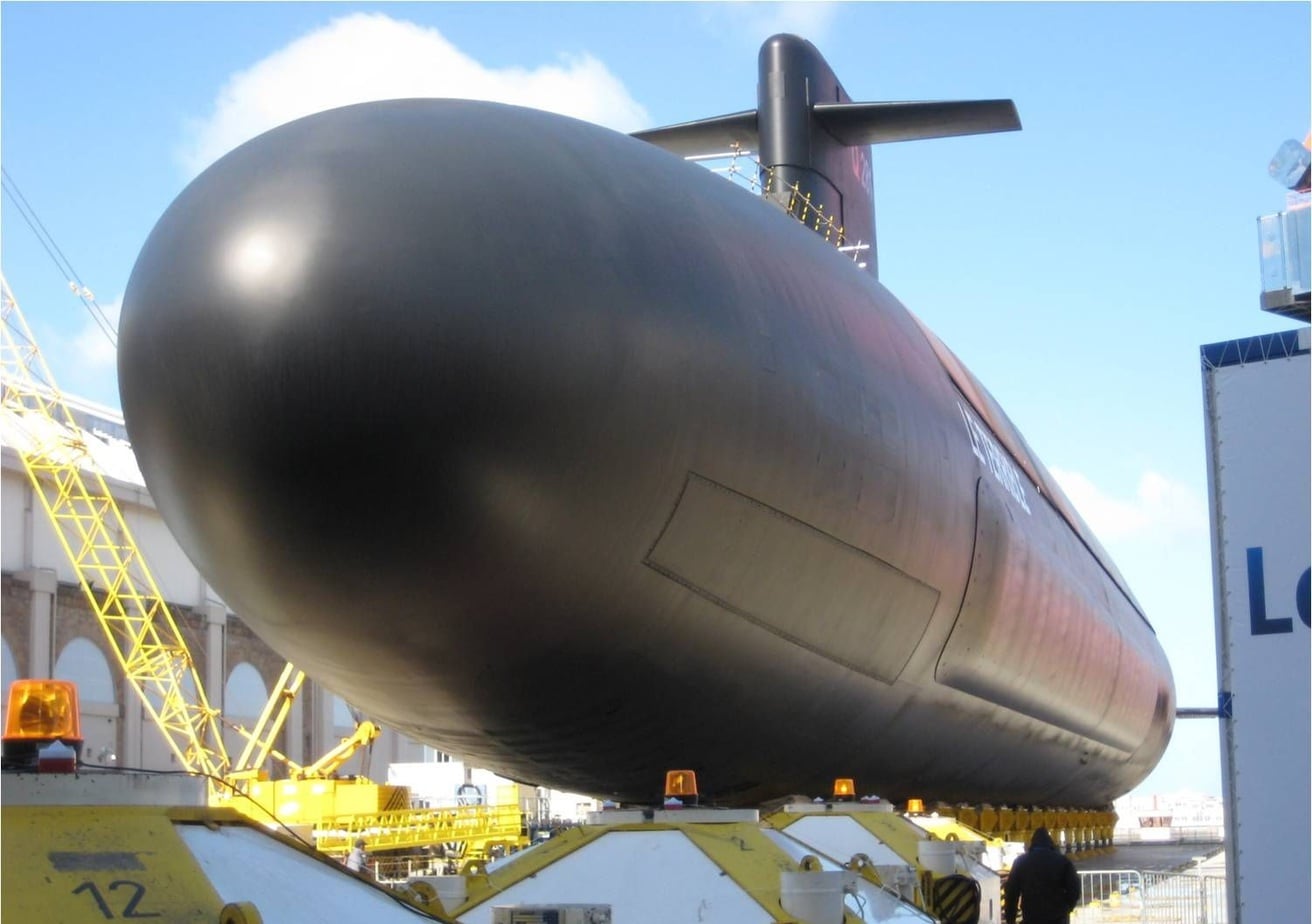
(958, 402), (1032, 515)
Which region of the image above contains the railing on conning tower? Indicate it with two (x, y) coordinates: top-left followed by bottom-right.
(688, 146), (872, 268)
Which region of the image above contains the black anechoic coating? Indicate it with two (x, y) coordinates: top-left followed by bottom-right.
(120, 99), (1172, 805)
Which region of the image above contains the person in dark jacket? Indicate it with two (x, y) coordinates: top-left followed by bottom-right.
(1003, 827), (1080, 924)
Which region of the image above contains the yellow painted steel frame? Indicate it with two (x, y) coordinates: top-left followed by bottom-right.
(226, 662), (307, 780)
(1, 278), (229, 784)
(765, 807), (942, 912)
(681, 822), (811, 920)
(911, 814), (1003, 848)
(314, 797), (528, 859)
(294, 720), (380, 780)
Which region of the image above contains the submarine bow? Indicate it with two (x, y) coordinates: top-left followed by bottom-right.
(119, 39), (1173, 807)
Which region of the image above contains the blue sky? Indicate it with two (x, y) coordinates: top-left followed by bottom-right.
(2, 2), (1308, 798)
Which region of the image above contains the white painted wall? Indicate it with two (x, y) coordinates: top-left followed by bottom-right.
(1, 469), (29, 572)
(1204, 334), (1310, 924)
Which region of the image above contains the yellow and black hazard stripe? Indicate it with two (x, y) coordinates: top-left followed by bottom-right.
(932, 873), (982, 924)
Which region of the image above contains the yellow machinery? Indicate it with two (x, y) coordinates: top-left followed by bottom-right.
(0, 274), (526, 863)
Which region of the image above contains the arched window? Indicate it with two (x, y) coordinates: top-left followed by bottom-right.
(54, 638), (116, 704)
(224, 663), (268, 717)
(53, 637), (119, 768)
(140, 662), (198, 715)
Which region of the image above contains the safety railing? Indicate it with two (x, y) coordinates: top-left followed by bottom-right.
(1073, 869), (1227, 923)
(689, 148), (871, 266)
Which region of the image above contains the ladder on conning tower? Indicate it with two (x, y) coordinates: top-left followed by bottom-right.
(690, 147), (873, 267)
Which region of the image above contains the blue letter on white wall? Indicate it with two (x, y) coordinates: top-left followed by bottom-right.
(1248, 546), (1294, 635)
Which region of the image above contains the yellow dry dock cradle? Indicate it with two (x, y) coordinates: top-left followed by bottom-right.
(0, 776), (796, 921)
(2, 689), (1115, 924)
(3, 766), (994, 924)
(1, 771), (453, 923)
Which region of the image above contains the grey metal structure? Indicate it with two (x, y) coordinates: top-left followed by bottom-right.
(117, 35), (1174, 806)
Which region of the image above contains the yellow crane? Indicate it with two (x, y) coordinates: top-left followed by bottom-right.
(1, 273), (231, 787)
(0, 274), (526, 863)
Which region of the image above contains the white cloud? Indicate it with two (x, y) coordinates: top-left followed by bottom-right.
(700, 2), (840, 49)
(754, 1), (840, 42)
(179, 13), (650, 176)
(1050, 468), (1209, 542)
(73, 295), (121, 369)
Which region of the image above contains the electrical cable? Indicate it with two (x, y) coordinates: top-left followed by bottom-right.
(1, 168), (118, 346)
(846, 887), (869, 921)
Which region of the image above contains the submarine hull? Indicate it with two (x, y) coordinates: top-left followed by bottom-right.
(119, 99), (1173, 805)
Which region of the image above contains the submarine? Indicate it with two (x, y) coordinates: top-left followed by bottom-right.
(118, 34), (1174, 807)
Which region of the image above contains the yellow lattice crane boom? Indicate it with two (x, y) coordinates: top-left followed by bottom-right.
(2, 274), (527, 863)
(0, 274), (230, 783)
(225, 661), (308, 783)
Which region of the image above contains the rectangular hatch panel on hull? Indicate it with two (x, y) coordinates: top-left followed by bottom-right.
(936, 478), (1164, 753)
(645, 472), (939, 684)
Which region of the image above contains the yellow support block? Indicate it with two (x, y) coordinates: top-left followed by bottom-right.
(875, 802), (1116, 857)
(912, 814), (1000, 850)
(1012, 807), (1030, 838)
(997, 805), (1016, 837)
(458, 821), (839, 923)
(684, 822), (814, 921)
(2, 804), (224, 922)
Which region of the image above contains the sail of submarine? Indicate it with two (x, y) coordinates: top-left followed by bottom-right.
(117, 33), (1174, 807)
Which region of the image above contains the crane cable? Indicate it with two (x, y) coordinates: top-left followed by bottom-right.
(1, 200), (215, 736)
(1, 167), (117, 347)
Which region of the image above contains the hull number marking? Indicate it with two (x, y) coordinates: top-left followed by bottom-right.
(959, 402), (1031, 514)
